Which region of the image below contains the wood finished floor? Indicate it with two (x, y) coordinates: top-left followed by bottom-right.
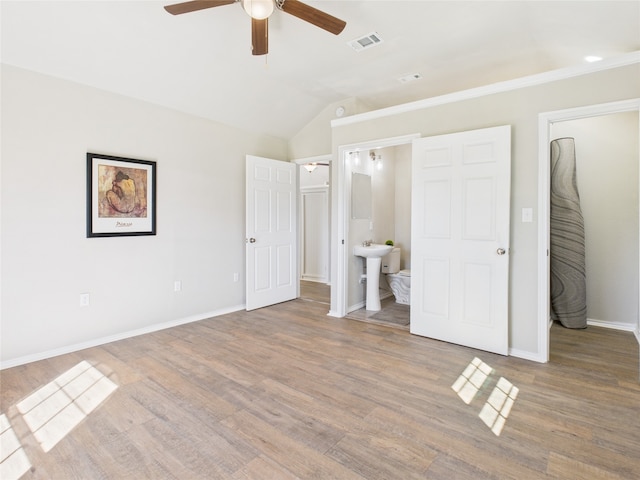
(1, 296), (639, 479)
(300, 280), (410, 330)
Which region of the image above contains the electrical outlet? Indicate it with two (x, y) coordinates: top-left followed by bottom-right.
(174, 280), (182, 292)
(233, 273), (239, 282)
(80, 293), (90, 307)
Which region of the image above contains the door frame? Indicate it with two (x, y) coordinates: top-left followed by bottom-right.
(537, 98), (640, 362)
(330, 134), (420, 318)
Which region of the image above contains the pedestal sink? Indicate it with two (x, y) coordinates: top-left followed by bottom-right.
(354, 244), (393, 311)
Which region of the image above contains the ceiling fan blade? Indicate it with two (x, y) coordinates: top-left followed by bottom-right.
(252, 18), (269, 55)
(164, 0), (235, 16)
(280, 0), (346, 35)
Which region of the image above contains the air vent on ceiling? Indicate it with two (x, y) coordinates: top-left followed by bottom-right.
(347, 32), (383, 52)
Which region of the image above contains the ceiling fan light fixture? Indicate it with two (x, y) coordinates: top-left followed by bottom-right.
(242, 0), (274, 20)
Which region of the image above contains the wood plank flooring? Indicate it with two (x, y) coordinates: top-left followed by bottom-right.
(302, 279), (412, 330)
(299, 280), (330, 305)
(1, 297), (639, 479)
(346, 296), (410, 330)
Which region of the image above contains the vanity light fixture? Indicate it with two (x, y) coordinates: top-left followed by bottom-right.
(370, 150), (383, 171)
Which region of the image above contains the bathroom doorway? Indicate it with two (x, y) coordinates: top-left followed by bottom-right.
(538, 99), (640, 362)
(331, 134), (419, 320)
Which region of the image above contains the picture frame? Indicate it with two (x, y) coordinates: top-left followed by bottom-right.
(86, 152), (156, 237)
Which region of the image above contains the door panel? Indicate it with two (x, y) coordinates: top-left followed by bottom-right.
(463, 177), (495, 239)
(411, 125), (511, 355)
(423, 179), (451, 237)
(246, 155), (297, 311)
(423, 257), (450, 318)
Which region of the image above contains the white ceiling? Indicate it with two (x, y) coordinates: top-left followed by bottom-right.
(2, 1), (639, 140)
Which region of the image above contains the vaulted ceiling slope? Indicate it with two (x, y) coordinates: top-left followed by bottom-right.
(2, 1), (639, 140)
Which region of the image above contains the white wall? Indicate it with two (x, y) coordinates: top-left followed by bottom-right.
(552, 112), (639, 329)
(1, 65), (287, 366)
(299, 164), (329, 188)
(394, 144), (412, 270)
(289, 98), (373, 160)
(331, 62), (640, 357)
(372, 148), (396, 247)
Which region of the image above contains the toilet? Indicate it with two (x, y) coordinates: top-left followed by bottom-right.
(381, 247), (411, 305)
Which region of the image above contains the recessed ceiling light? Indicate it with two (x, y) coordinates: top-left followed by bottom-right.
(584, 55), (603, 63)
(398, 73), (422, 84)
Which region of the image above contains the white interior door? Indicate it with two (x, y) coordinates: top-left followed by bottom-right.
(246, 155), (297, 311)
(410, 125), (511, 355)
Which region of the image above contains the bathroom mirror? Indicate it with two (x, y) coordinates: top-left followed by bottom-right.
(351, 173), (372, 219)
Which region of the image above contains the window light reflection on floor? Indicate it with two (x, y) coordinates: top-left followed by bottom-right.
(15, 360), (117, 453)
(451, 357), (493, 404)
(452, 357), (519, 436)
(479, 377), (519, 436)
(0, 413), (32, 480)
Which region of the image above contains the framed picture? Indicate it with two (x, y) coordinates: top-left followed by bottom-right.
(86, 152), (156, 237)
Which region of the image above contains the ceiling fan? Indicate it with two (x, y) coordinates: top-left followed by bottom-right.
(164, 0), (347, 56)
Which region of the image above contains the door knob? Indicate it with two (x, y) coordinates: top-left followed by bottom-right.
(248, 238), (256, 243)
(497, 248), (506, 255)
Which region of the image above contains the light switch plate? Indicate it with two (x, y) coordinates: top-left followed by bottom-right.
(522, 208), (533, 223)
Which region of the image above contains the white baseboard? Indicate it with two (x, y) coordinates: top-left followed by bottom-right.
(509, 347), (547, 363)
(301, 275), (328, 283)
(509, 317), (638, 364)
(347, 301), (366, 313)
(379, 291), (394, 300)
(0, 304), (246, 370)
(548, 317), (637, 332)
(586, 318), (638, 332)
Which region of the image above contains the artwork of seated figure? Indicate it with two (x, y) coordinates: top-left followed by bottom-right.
(106, 171), (137, 214)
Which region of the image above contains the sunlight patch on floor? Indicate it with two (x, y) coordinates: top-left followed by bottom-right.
(0, 413), (31, 480)
(478, 377), (519, 436)
(452, 358), (519, 436)
(15, 360), (117, 452)
(451, 357), (493, 404)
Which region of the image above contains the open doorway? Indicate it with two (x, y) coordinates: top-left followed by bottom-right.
(330, 134), (419, 319)
(296, 155), (331, 305)
(538, 99), (640, 362)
